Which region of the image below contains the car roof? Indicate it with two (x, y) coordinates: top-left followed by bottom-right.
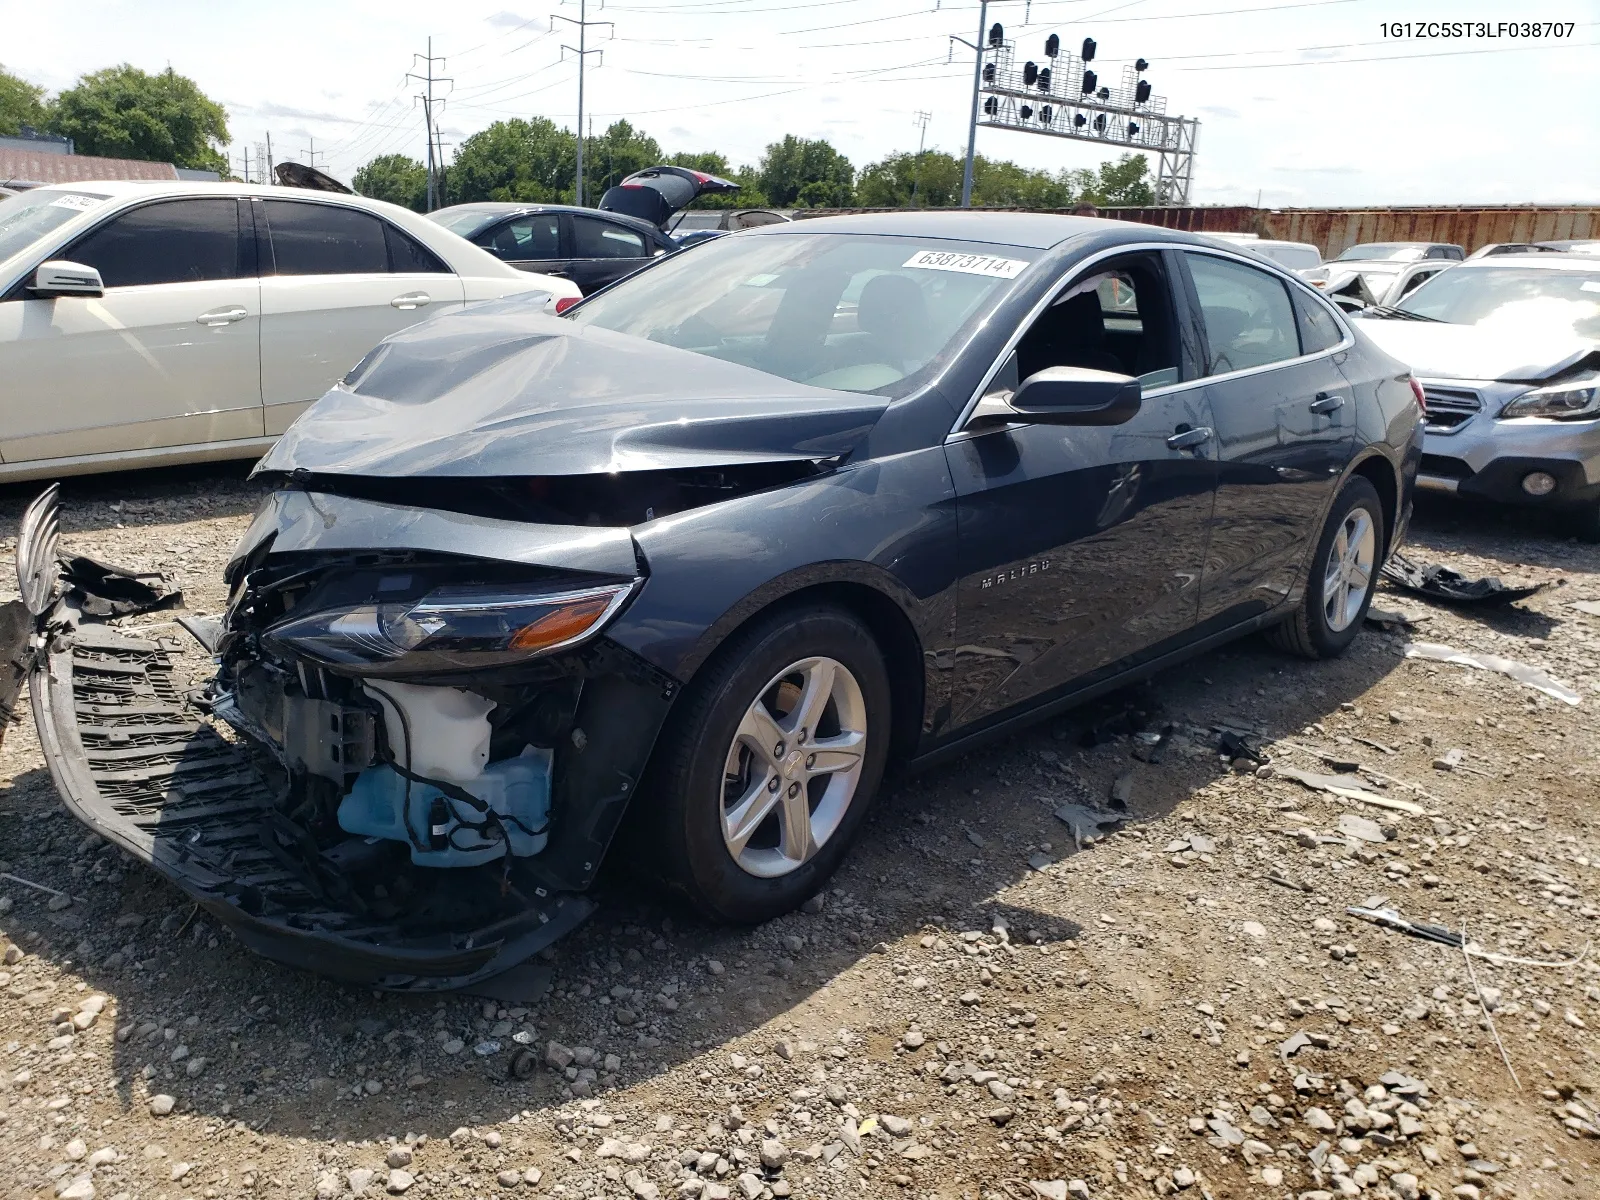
(1452, 253), (1600, 272)
(430, 201), (664, 236)
(744, 210), (1187, 250)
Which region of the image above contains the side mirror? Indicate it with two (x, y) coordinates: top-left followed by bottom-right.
(1007, 365), (1142, 426)
(31, 260), (104, 298)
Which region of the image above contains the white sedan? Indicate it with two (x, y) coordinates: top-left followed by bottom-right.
(0, 181), (580, 482)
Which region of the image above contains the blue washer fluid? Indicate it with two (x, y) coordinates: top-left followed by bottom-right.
(336, 746), (552, 868)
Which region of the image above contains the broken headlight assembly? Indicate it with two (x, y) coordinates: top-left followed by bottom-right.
(261, 580), (637, 675)
(1499, 375), (1600, 421)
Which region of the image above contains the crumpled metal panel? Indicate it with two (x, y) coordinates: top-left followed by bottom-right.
(226, 490), (642, 579)
(253, 305), (888, 479)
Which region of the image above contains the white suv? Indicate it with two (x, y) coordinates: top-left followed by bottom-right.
(0, 182), (580, 481)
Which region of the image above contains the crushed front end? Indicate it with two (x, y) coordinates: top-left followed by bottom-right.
(7, 486), (681, 989)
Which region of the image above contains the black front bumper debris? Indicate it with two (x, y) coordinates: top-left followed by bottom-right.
(6, 490), (594, 990)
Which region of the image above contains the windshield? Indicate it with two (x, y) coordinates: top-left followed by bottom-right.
(1336, 243), (1424, 262)
(428, 207), (505, 237)
(1397, 266), (1600, 339)
(1259, 245), (1321, 269)
(0, 188), (111, 265)
(571, 233), (1038, 396)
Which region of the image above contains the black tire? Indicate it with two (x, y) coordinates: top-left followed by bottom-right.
(641, 604), (892, 924)
(1267, 477), (1385, 659)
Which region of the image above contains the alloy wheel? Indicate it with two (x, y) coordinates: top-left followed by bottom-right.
(720, 656), (867, 879)
(1322, 508), (1376, 632)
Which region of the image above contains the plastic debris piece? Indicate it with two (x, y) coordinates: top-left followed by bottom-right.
(58, 553), (183, 618)
(1404, 641), (1581, 706)
(1381, 552), (1545, 605)
(1346, 905), (1464, 947)
(1272, 766), (1427, 815)
(1051, 803), (1124, 849)
(1337, 813), (1386, 843)
(1218, 729), (1265, 763)
(1570, 600), (1600, 617)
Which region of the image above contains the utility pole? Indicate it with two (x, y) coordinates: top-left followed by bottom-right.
(951, 0), (989, 209)
(553, 0), (612, 206)
(910, 111), (932, 207)
(242, 145), (251, 184)
(408, 38), (453, 211)
(265, 132), (274, 182)
(301, 138), (325, 170)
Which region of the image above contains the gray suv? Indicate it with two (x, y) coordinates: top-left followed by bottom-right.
(1353, 254), (1600, 536)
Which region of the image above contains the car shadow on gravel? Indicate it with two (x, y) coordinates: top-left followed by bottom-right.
(0, 462), (267, 538)
(0, 604), (1409, 1142)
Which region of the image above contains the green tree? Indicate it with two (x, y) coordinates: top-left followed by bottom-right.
(449, 117), (575, 204)
(1083, 153), (1154, 206)
(0, 65), (49, 137)
(354, 154), (429, 211)
(50, 65), (229, 172)
(756, 135), (853, 208)
(855, 149), (965, 208)
(585, 119), (661, 199)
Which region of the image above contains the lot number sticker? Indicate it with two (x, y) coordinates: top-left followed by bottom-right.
(49, 193), (103, 212)
(903, 250), (1029, 279)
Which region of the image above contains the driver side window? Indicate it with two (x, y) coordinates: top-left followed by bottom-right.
(985, 252), (1181, 401)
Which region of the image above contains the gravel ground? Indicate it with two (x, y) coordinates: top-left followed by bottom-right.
(2, 469), (1598, 1200)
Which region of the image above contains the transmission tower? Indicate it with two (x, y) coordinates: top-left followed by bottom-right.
(408, 38), (454, 211)
(910, 111), (932, 207)
(552, 0), (613, 206)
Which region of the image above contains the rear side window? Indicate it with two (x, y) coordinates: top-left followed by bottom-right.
(264, 201), (388, 275)
(1292, 289), (1345, 354)
(477, 214), (560, 260)
(67, 199), (243, 287)
(572, 216), (647, 259)
(385, 224), (450, 273)
(1186, 252), (1300, 374)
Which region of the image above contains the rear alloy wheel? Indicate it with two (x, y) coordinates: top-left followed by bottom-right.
(1268, 476), (1384, 659)
(644, 605), (890, 923)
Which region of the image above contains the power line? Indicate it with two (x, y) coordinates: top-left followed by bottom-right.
(552, 0), (615, 206)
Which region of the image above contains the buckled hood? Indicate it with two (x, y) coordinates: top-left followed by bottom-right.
(254, 302), (888, 479)
(1356, 319), (1600, 383)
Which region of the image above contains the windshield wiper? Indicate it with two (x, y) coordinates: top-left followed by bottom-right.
(1361, 304), (1444, 322)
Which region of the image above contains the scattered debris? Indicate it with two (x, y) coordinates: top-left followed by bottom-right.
(1347, 905), (1465, 947)
(58, 553), (183, 618)
(1365, 606), (1423, 630)
(1461, 921), (1520, 1090)
(1052, 803), (1125, 849)
(1382, 552), (1547, 606)
(1271, 766), (1427, 815)
(1336, 813), (1387, 843)
(1265, 871), (1313, 893)
(1217, 729), (1266, 764)
(1570, 599), (1600, 617)
(1404, 642), (1582, 705)
(0, 871), (72, 899)
(1433, 747), (1465, 772)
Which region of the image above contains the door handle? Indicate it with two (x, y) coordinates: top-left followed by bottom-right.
(1166, 426), (1214, 451)
(1309, 391), (1346, 414)
(390, 292), (431, 310)
(195, 306), (247, 326)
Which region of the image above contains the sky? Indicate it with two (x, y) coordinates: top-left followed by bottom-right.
(4, 0), (1598, 207)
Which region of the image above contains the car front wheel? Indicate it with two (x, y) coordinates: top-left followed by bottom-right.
(644, 605), (891, 924)
(1268, 476), (1384, 659)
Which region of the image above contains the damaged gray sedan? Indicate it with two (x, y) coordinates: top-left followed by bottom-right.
(1, 214), (1421, 989)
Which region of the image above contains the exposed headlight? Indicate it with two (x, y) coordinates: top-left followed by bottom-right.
(1500, 376), (1600, 421)
(262, 582), (636, 675)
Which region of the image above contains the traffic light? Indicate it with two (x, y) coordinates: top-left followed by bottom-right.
(1081, 69), (1097, 94)
(1094, 113), (1107, 133)
(989, 23), (1004, 47)
(1038, 67), (1052, 91)
(1020, 104), (1033, 120)
(983, 63), (996, 83)
(1135, 80), (1151, 103)
(1024, 61), (1038, 86)
(984, 96), (999, 116)
(1045, 34), (1060, 58)
(1081, 38), (1096, 62)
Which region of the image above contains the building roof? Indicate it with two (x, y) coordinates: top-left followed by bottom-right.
(0, 148), (179, 187)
